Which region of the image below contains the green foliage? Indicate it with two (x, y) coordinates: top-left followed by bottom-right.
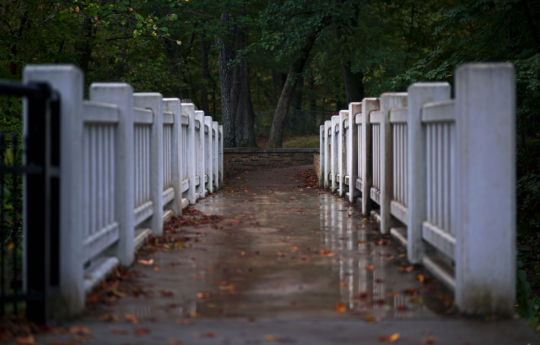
(282, 135), (319, 148)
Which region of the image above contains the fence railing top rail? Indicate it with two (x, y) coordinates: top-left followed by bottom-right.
(422, 100), (456, 123)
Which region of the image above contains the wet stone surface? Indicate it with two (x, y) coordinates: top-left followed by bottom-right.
(86, 165), (453, 321)
(30, 165), (538, 345)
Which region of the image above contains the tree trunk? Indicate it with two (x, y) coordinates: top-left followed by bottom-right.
(217, 10), (236, 147)
(268, 30), (319, 148)
(200, 39), (210, 114)
(233, 27), (256, 147)
(341, 60), (364, 103)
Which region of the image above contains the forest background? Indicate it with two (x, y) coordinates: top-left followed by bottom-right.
(0, 0), (539, 326)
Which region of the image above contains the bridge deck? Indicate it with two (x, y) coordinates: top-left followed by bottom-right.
(37, 166), (537, 345)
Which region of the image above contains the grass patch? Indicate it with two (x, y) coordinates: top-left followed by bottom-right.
(282, 135), (319, 148)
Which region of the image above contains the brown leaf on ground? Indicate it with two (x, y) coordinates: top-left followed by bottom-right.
(377, 333), (400, 343)
(400, 265), (414, 272)
(14, 335), (35, 345)
(422, 336), (437, 344)
(134, 327), (150, 335)
(201, 331), (216, 338)
(176, 318), (193, 325)
(334, 302), (347, 313)
(69, 325), (91, 335)
(168, 338), (183, 345)
(161, 290), (174, 297)
(99, 313), (119, 322)
(85, 292), (100, 304)
(124, 313), (139, 324)
(364, 314), (378, 323)
(137, 258), (154, 265)
(196, 291), (212, 299)
(365, 264), (375, 270)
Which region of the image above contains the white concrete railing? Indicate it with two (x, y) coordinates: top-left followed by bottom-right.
(23, 65), (223, 317)
(320, 63), (516, 315)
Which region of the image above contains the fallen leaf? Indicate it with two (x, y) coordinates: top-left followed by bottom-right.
(196, 291), (212, 299)
(161, 290), (174, 297)
(99, 313), (119, 322)
(377, 333), (400, 343)
(15, 335), (35, 345)
(364, 314), (378, 323)
(85, 292), (100, 304)
(202, 331), (216, 338)
(134, 327), (150, 335)
(124, 313), (139, 324)
(422, 336), (437, 344)
(168, 338), (183, 344)
(265, 334), (277, 342)
(154, 266), (161, 271)
(417, 274), (425, 283)
(400, 265), (414, 272)
(291, 245), (299, 251)
(334, 302), (347, 313)
(176, 318), (193, 325)
(69, 325), (91, 335)
(138, 258), (154, 265)
(365, 264), (375, 270)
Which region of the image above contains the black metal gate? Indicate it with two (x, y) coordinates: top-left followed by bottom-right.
(0, 80), (60, 324)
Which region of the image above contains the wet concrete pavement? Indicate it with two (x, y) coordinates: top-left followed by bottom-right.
(33, 166), (538, 345)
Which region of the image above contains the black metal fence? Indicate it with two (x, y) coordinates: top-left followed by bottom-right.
(0, 80), (60, 324)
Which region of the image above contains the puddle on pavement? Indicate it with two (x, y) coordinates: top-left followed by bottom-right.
(89, 168), (454, 322)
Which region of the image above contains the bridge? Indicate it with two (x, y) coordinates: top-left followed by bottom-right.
(0, 64), (537, 344)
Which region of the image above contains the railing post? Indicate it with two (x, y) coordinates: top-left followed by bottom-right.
(331, 115), (338, 193)
(324, 120), (330, 188)
(406, 83), (450, 263)
(134, 93), (164, 236)
(182, 103), (197, 204)
(205, 116), (213, 194)
(319, 125), (324, 188)
(24, 65), (85, 316)
(213, 121), (219, 190)
(347, 102), (362, 203)
(379, 93), (407, 234)
(163, 98), (183, 214)
(89, 83), (135, 266)
(196, 110), (206, 198)
(338, 110), (347, 197)
(454, 63), (515, 315)
(219, 125), (224, 185)
(360, 98), (378, 215)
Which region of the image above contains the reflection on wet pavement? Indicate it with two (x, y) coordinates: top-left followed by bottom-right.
(88, 166), (453, 322)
